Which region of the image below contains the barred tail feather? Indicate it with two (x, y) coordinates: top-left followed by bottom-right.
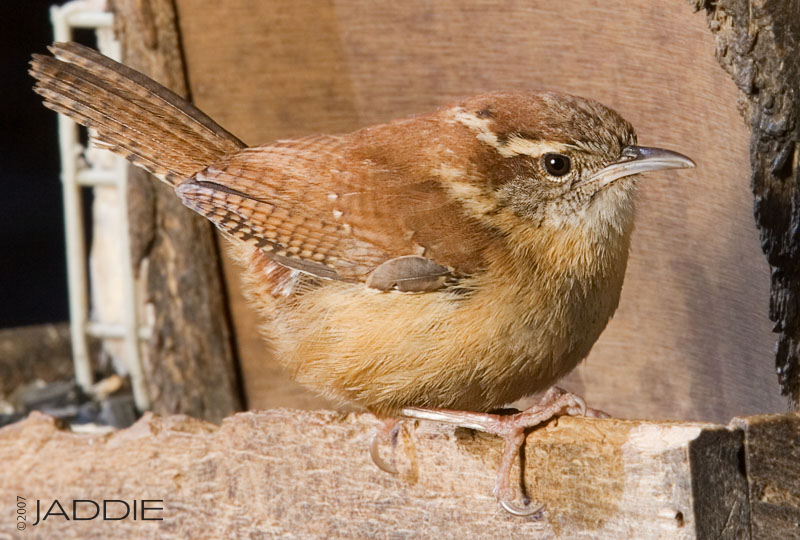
(29, 42), (246, 186)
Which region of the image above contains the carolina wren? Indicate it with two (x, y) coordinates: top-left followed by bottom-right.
(31, 42), (694, 515)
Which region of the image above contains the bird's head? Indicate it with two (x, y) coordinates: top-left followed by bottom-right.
(441, 91), (694, 235)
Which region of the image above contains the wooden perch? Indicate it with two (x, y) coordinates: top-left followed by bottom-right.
(1, 410), (797, 539)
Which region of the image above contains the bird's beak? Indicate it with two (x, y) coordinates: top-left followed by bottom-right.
(578, 145), (695, 188)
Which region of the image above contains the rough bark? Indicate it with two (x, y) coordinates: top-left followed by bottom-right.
(107, 0), (242, 421)
(694, 0), (800, 406)
(1, 410), (784, 540)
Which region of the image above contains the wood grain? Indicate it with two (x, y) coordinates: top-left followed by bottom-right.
(0, 410), (765, 540)
(172, 0), (785, 420)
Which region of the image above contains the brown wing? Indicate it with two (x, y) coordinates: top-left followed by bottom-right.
(176, 124), (495, 284)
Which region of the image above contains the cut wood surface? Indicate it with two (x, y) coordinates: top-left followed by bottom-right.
(1, 410), (797, 539)
(172, 0), (787, 421)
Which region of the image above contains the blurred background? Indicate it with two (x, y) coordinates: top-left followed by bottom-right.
(2, 0), (70, 328)
(0, 1), (127, 430)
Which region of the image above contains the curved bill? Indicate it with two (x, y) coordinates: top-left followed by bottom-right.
(577, 146), (695, 188)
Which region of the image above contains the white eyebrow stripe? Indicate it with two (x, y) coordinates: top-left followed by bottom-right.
(497, 135), (570, 158)
(449, 109), (570, 157)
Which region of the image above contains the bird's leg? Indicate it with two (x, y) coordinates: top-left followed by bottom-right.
(401, 387), (608, 516)
(369, 417), (401, 474)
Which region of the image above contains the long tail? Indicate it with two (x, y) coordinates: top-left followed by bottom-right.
(29, 42), (246, 186)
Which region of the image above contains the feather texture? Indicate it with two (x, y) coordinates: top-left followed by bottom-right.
(29, 43), (652, 417)
(180, 125), (498, 283)
(29, 42), (244, 185)
(30, 42), (495, 285)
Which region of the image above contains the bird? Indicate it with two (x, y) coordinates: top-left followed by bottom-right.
(30, 42), (694, 516)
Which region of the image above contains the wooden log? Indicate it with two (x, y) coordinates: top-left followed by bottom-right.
(694, 0), (800, 406)
(107, 0), (242, 421)
(173, 0), (787, 420)
(3, 410), (794, 539)
(732, 413), (800, 539)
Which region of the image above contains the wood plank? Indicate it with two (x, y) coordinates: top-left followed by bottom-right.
(0, 410), (759, 539)
(173, 0), (785, 421)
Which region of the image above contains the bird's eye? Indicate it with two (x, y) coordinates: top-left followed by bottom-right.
(542, 153), (571, 177)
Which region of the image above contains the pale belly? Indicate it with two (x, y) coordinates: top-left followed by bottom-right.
(260, 266), (621, 414)
(231, 214), (630, 415)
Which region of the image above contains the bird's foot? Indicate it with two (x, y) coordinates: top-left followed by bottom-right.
(401, 387), (607, 517)
(369, 417), (401, 474)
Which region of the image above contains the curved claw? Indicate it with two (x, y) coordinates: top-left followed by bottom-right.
(539, 386), (586, 417)
(585, 407), (610, 419)
(572, 394), (587, 417)
(499, 498), (545, 517)
(369, 430), (399, 474)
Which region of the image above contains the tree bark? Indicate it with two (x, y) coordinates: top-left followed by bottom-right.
(694, 0), (800, 407)
(108, 0), (242, 422)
